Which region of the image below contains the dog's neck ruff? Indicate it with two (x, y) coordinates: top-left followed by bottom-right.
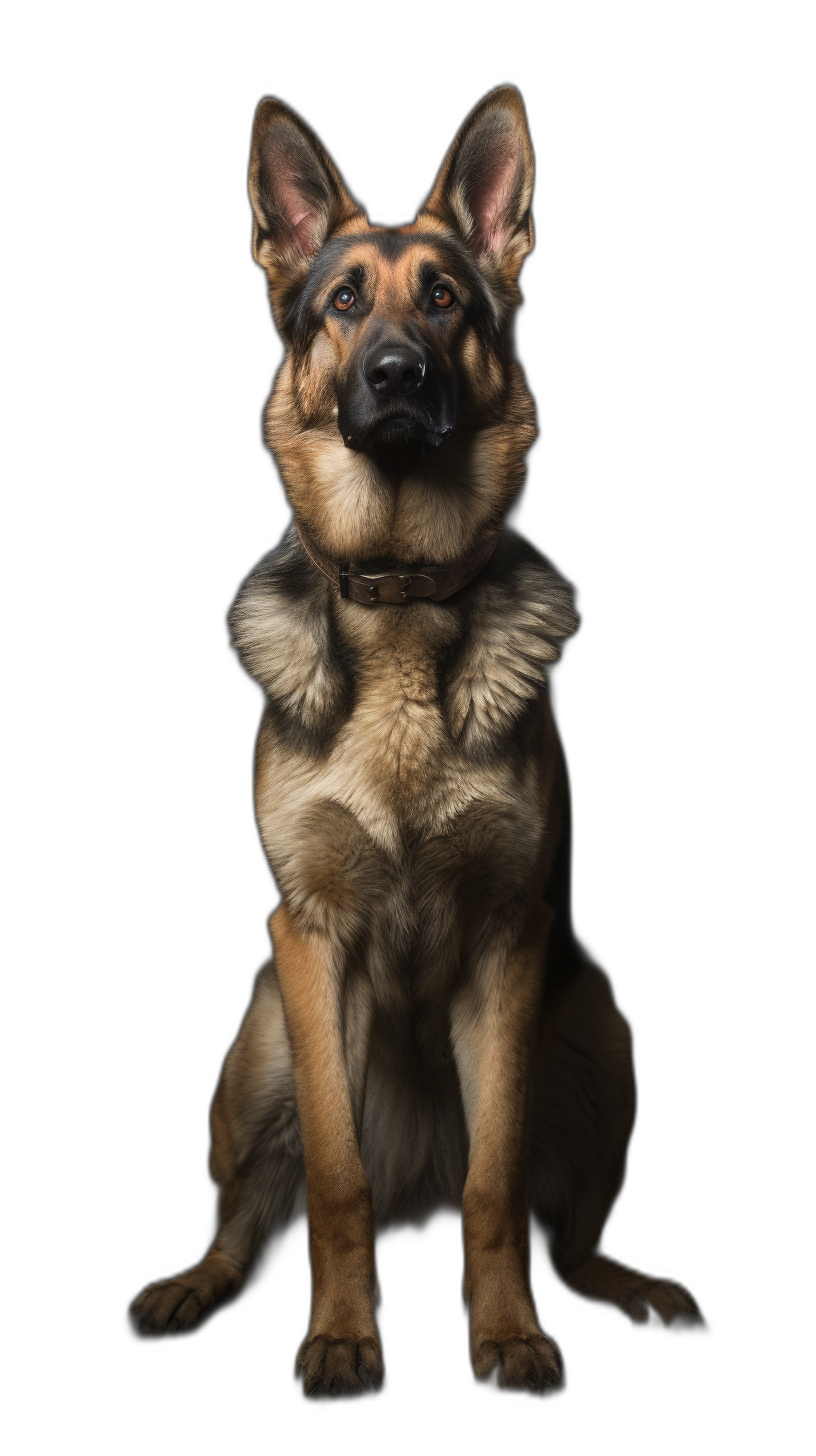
(295, 522), (500, 605)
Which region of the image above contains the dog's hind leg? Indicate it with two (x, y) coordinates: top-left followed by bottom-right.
(130, 959), (304, 1335)
(529, 959), (702, 1325)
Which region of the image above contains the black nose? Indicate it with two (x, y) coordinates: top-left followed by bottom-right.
(364, 344), (426, 396)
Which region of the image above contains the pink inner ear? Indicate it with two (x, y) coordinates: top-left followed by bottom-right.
(276, 171), (318, 255)
(471, 141), (520, 255)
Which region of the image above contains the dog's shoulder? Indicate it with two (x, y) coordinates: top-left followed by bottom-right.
(228, 524), (353, 752)
(445, 529), (579, 752)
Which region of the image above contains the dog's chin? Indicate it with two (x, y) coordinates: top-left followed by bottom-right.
(343, 414), (453, 453)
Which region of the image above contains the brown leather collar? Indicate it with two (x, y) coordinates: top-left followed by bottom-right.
(295, 522), (499, 605)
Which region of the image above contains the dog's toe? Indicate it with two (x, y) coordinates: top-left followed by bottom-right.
(130, 1278), (205, 1335)
(297, 1334), (383, 1396)
(474, 1332), (563, 1393)
(615, 1274), (702, 1326)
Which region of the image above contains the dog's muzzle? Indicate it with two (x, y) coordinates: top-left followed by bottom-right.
(337, 337), (456, 451)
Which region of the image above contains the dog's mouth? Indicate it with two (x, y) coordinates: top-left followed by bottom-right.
(344, 412), (453, 452)
(352, 416), (451, 448)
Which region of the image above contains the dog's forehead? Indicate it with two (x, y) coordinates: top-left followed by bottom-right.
(314, 228), (476, 295)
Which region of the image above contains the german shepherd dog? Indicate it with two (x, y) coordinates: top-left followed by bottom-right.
(130, 86), (701, 1393)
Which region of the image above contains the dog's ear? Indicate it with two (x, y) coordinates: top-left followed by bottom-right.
(421, 86), (534, 282)
(249, 98), (362, 288)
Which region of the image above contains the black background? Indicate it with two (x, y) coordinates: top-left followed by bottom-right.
(96, 31), (751, 1432)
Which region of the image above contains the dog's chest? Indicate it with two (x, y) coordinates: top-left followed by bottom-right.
(234, 534), (579, 902)
(340, 613), (453, 799)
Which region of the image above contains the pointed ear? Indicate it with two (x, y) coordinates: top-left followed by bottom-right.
(422, 86), (534, 280)
(248, 98), (362, 282)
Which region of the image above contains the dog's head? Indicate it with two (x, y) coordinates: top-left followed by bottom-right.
(249, 87), (537, 562)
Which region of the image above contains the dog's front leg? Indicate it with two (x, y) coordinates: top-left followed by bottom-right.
(451, 903), (563, 1392)
(269, 904), (382, 1395)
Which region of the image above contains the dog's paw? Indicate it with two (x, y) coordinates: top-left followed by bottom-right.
(621, 1277), (703, 1327)
(296, 1334), (383, 1396)
(473, 1331), (564, 1392)
(558, 1253), (703, 1328)
(128, 1287), (208, 1339)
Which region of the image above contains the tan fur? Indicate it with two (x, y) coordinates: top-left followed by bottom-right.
(130, 86), (701, 1394)
(268, 906), (382, 1391)
(454, 903), (560, 1385)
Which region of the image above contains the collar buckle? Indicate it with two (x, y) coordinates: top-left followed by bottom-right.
(347, 571), (436, 604)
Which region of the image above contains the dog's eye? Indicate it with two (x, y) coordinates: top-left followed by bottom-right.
(332, 288), (356, 312)
(431, 285), (454, 309)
